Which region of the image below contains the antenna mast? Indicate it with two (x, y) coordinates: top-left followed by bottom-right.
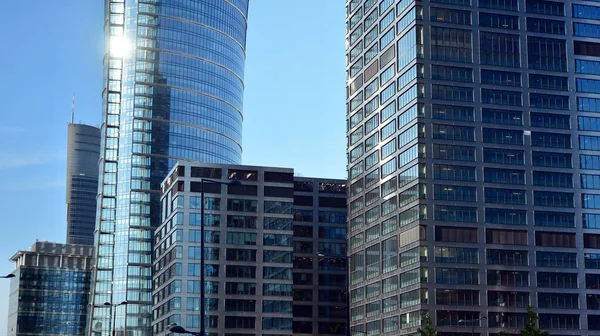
(71, 94), (75, 124)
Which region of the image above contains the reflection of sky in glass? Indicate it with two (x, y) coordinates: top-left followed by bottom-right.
(89, 1), (249, 335)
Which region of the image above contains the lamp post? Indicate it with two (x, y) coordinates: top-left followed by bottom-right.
(0, 274), (15, 278)
(199, 178), (241, 336)
(103, 301), (128, 336)
(316, 252), (350, 336)
(459, 316), (487, 336)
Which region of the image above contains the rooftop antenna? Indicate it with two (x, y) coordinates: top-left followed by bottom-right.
(71, 93), (75, 124)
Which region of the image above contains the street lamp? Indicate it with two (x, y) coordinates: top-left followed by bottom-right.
(316, 252), (350, 336)
(0, 274), (15, 278)
(104, 301), (128, 336)
(169, 324), (201, 335)
(199, 178), (242, 336)
(459, 316), (487, 336)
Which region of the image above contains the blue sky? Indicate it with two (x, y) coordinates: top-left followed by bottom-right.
(0, 1), (346, 334)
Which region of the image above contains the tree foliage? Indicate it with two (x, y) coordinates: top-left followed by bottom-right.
(417, 311), (438, 336)
(520, 306), (550, 336)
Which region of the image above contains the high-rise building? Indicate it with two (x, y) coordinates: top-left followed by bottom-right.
(292, 177), (348, 336)
(88, 1), (250, 335)
(7, 242), (93, 336)
(346, 0), (600, 335)
(66, 123), (101, 245)
(152, 162), (348, 336)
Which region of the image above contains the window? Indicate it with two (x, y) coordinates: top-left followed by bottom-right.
(488, 291), (529, 308)
(480, 32), (520, 67)
(225, 265), (255, 278)
(264, 283), (292, 296)
(435, 226), (478, 243)
(533, 151), (571, 168)
(533, 171), (572, 188)
(580, 116), (600, 132)
(433, 144), (475, 161)
(486, 229), (528, 245)
(585, 234), (600, 249)
(397, 27), (420, 71)
(530, 112), (570, 129)
(435, 247), (478, 263)
(535, 231), (576, 248)
(264, 201), (292, 214)
(264, 233), (292, 247)
(436, 289), (479, 306)
(432, 65), (473, 82)
(583, 194), (600, 209)
(531, 132), (571, 148)
(487, 270), (529, 286)
(574, 4), (600, 19)
(484, 168), (524, 184)
(539, 314), (579, 329)
(481, 70), (521, 87)
(527, 18), (565, 34)
(433, 164), (475, 181)
(526, 0), (565, 16)
(224, 316), (255, 329)
(225, 248), (255, 262)
(527, 37), (567, 72)
(434, 184), (476, 202)
(482, 128), (523, 145)
(263, 301), (292, 314)
(264, 217), (292, 230)
(264, 250), (292, 263)
(535, 211), (574, 228)
(537, 272), (578, 288)
(582, 154), (600, 170)
(486, 208), (527, 225)
(430, 7), (471, 25)
(485, 188), (526, 205)
(578, 78), (600, 94)
(434, 205), (477, 222)
(479, 13), (519, 29)
(432, 104), (473, 122)
(264, 267), (292, 280)
(576, 59), (600, 75)
(483, 148), (524, 165)
(436, 267), (479, 284)
(226, 232), (257, 245)
(482, 89), (522, 106)
(430, 27), (473, 63)
(479, 0), (518, 11)
(575, 23), (600, 38)
(482, 108), (522, 125)
(579, 97), (600, 112)
(529, 74), (568, 91)
(537, 251), (577, 268)
(225, 299), (256, 312)
(487, 249), (528, 266)
(534, 191), (574, 207)
(227, 199), (257, 212)
(574, 41), (600, 58)
(432, 124), (474, 141)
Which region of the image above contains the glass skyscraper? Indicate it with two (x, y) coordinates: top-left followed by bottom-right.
(88, 1), (249, 335)
(66, 123), (101, 246)
(346, 0), (600, 335)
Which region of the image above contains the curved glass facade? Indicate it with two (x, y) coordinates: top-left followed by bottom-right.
(88, 1), (249, 335)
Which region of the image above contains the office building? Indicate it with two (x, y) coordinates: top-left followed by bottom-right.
(152, 163), (348, 336)
(7, 242), (93, 336)
(292, 177), (348, 335)
(346, 0), (600, 335)
(66, 123), (101, 245)
(88, 1), (249, 335)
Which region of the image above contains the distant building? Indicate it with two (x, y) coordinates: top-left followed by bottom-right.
(66, 123), (100, 245)
(7, 241), (93, 336)
(152, 162), (348, 336)
(292, 177), (348, 335)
